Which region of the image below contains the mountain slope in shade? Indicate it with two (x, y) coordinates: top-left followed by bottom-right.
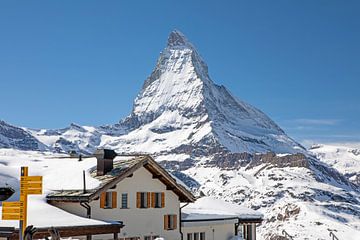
(111, 30), (305, 156)
(0, 120), (47, 151)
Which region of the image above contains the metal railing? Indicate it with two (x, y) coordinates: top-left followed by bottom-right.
(282, 230), (294, 240)
(329, 231), (339, 240)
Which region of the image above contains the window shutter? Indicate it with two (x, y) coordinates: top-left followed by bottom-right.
(161, 192), (165, 208)
(151, 192), (156, 208)
(147, 192), (151, 208)
(136, 192), (141, 208)
(100, 192), (106, 209)
(173, 215), (177, 230)
(163, 215), (168, 230)
(112, 192), (117, 208)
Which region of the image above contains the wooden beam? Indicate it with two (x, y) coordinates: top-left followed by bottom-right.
(9, 224), (122, 240)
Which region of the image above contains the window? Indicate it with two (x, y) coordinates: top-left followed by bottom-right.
(100, 191), (117, 209)
(187, 233), (193, 240)
(243, 224), (253, 240)
(144, 236), (159, 240)
(151, 192), (164, 208)
(194, 233), (199, 240)
(137, 192), (150, 208)
(164, 214), (177, 230)
(121, 193), (128, 209)
(105, 192), (112, 208)
(200, 232), (205, 240)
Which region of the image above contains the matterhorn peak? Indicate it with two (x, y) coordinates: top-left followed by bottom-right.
(167, 30), (193, 49)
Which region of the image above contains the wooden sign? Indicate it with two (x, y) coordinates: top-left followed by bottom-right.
(20, 182), (42, 188)
(20, 188), (42, 195)
(20, 176), (42, 182)
(1, 201), (24, 220)
(2, 202), (22, 208)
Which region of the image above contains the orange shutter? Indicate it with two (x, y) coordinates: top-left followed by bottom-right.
(164, 215), (168, 230)
(147, 192), (151, 208)
(100, 192), (106, 209)
(112, 192), (117, 208)
(136, 192), (141, 208)
(151, 192), (156, 208)
(173, 215), (177, 230)
(161, 192), (165, 208)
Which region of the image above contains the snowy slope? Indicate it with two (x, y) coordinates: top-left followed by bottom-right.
(182, 156), (360, 240)
(310, 143), (360, 185)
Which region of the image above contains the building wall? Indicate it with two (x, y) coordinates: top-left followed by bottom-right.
(181, 220), (237, 240)
(52, 166), (181, 240)
(182, 221), (258, 240)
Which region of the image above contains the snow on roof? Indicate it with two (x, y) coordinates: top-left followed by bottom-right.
(0, 149), (129, 228)
(0, 196), (114, 228)
(47, 155), (146, 200)
(182, 197), (263, 221)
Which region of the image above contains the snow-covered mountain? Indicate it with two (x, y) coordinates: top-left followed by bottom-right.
(310, 143), (360, 185)
(0, 120), (47, 151)
(116, 30), (305, 156)
(0, 30), (359, 239)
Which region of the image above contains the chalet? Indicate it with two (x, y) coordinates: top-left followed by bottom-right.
(46, 149), (262, 240)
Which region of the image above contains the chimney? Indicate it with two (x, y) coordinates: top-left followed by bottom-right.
(95, 149), (117, 176)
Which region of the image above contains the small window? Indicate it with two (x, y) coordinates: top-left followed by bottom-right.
(187, 233), (193, 240)
(154, 192), (161, 208)
(121, 193), (128, 209)
(164, 214), (177, 230)
(200, 232), (205, 240)
(144, 236), (159, 240)
(105, 192), (113, 208)
(140, 192), (148, 208)
(194, 233), (199, 240)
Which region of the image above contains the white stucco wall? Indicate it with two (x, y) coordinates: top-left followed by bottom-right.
(181, 220), (237, 240)
(52, 166), (181, 240)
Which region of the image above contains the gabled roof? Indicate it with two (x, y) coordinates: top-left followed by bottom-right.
(46, 155), (195, 203)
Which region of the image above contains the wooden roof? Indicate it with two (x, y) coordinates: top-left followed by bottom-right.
(47, 155), (195, 203)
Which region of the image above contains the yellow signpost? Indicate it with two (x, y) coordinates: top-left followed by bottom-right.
(1, 166), (43, 240)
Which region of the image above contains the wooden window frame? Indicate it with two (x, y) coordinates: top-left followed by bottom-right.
(100, 191), (117, 209)
(137, 192), (150, 208)
(164, 214), (177, 230)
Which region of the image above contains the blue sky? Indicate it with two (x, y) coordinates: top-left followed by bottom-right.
(0, 1), (359, 145)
